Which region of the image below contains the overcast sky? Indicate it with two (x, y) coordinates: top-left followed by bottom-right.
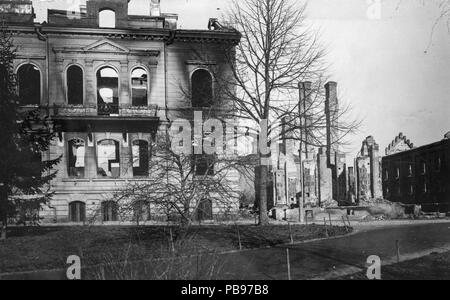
(32, 0), (450, 157)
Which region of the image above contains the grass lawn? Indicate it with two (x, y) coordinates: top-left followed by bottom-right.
(339, 251), (450, 280)
(0, 224), (350, 274)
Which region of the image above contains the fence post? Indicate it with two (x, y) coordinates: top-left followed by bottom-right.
(286, 248), (291, 280)
(323, 218), (329, 238)
(236, 224), (242, 251)
(342, 216), (349, 233)
(396, 240), (400, 263)
(288, 222), (294, 244)
(169, 227), (175, 253)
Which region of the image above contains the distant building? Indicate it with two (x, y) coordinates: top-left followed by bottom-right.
(382, 133), (450, 212)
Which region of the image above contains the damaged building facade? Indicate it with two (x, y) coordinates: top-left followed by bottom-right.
(1, 0), (241, 223)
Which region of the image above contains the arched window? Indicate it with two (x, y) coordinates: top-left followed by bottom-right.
(132, 140), (149, 177)
(17, 63), (40, 105)
(131, 67), (148, 106)
(69, 201), (86, 223)
(68, 139), (85, 178)
(99, 9), (116, 28)
(97, 139), (120, 178)
(102, 201), (118, 222)
(97, 66), (119, 115)
(67, 65), (83, 105)
(191, 69), (213, 108)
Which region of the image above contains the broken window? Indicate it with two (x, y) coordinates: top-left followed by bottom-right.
(68, 139), (86, 178)
(191, 69), (213, 108)
(97, 139), (120, 178)
(131, 67), (148, 106)
(67, 65), (83, 105)
(99, 9), (116, 28)
(97, 67), (119, 115)
(132, 140), (149, 177)
(69, 201), (86, 223)
(17, 63), (40, 105)
(102, 201), (118, 222)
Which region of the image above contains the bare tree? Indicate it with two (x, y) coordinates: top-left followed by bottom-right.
(112, 132), (253, 226)
(218, 0), (328, 225)
(396, 0), (450, 50)
(217, 0), (362, 225)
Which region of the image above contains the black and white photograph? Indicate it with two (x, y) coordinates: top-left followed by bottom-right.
(0, 0), (449, 284)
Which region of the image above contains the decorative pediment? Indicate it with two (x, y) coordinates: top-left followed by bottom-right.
(83, 39), (130, 53)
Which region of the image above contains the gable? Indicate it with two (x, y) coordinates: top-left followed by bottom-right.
(83, 39), (129, 53)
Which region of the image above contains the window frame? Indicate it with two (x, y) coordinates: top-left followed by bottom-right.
(67, 138), (87, 179)
(131, 139), (150, 178)
(130, 66), (150, 107)
(101, 201), (118, 222)
(96, 139), (121, 179)
(68, 201), (86, 223)
(95, 65), (120, 116)
(190, 68), (214, 108)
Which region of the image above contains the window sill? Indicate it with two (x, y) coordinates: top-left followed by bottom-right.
(92, 178), (127, 182)
(62, 178), (91, 183)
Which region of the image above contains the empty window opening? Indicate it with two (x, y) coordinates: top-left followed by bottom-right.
(194, 154), (215, 176)
(17, 64), (40, 105)
(68, 139), (85, 178)
(97, 67), (119, 115)
(99, 9), (116, 28)
(132, 140), (150, 177)
(191, 69), (213, 108)
(67, 65), (83, 105)
(97, 139), (120, 178)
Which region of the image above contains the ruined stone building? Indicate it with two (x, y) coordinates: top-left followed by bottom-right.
(270, 81), (349, 212)
(382, 132), (450, 212)
(1, 0), (240, 223)
(355, 136), (382, 202)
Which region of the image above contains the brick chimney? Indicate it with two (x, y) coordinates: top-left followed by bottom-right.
(325, 81), (338, 166)
(299, 81), (313, 159)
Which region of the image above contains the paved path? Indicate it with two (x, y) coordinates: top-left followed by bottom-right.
(217, 222), (450, 280)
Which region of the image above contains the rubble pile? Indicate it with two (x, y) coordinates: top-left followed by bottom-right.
(359, 198), (419, 219)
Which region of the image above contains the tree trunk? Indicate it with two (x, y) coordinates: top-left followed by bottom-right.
(257, 162), (270, 226)
(0, 186), (7, 240)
